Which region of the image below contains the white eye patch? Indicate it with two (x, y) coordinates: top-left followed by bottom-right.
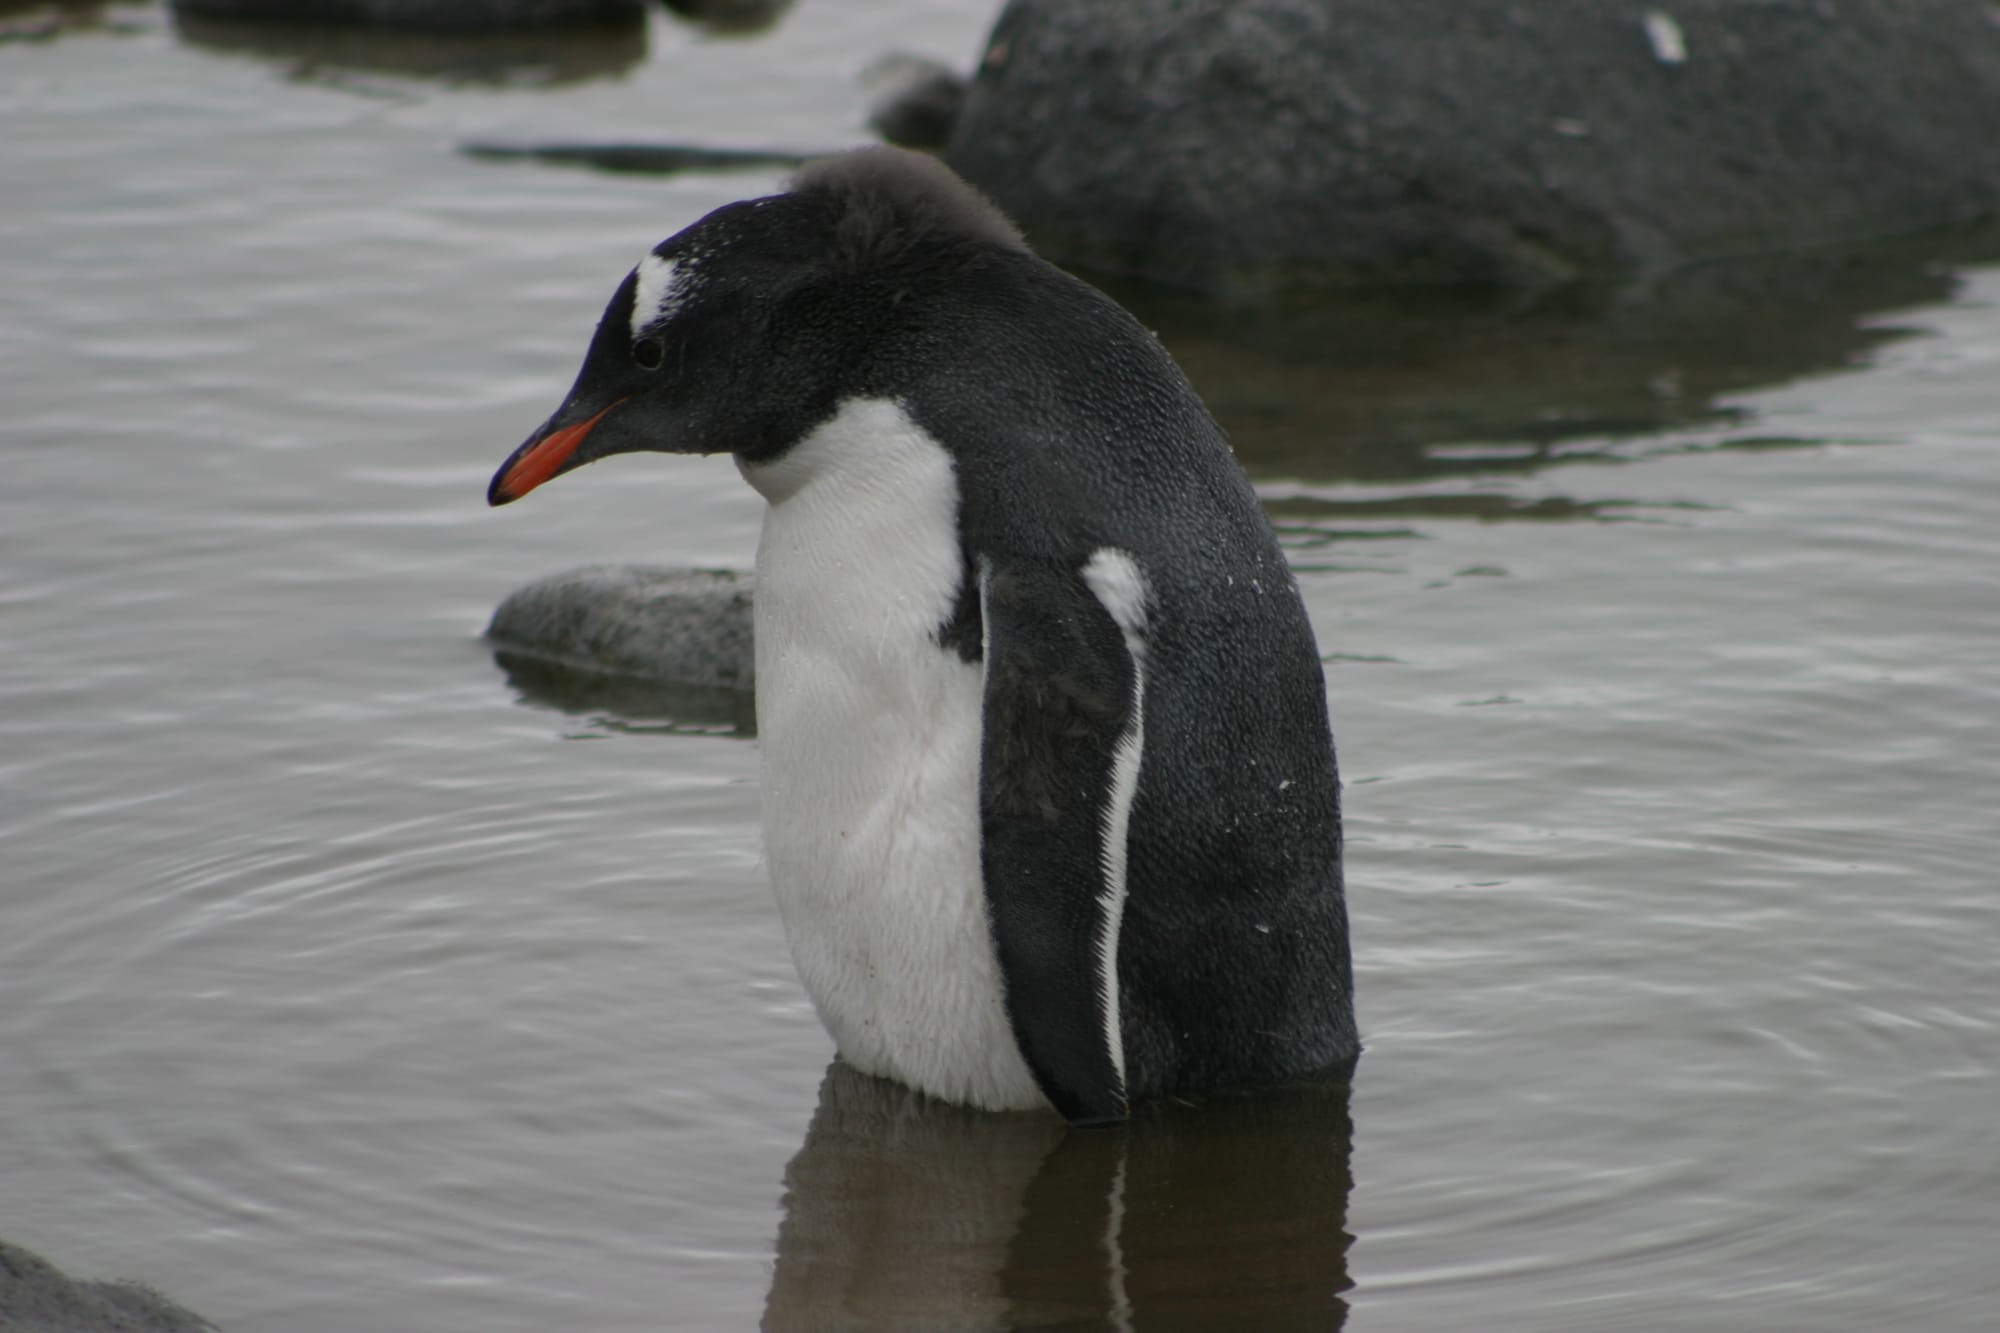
(630, 252), (686, 338)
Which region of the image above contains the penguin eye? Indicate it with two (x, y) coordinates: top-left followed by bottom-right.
(632, 337), (665, 371)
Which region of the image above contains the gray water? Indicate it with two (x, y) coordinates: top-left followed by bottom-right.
(4, 4), (1998, 1330)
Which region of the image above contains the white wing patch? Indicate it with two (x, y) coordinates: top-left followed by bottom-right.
(629, 252), (686, 337)
(1084, 548), (1150, 659)
(1642, 9), (1687, 65)
(1081, 546), (1150, 1106)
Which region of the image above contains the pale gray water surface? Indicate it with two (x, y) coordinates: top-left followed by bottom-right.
(4, 5), (1998, 1331)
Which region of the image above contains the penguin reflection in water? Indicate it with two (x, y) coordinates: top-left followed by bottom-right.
(489, 148), (1356, 1125)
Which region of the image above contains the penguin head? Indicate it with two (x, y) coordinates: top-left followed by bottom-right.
(487, 147), (1026, 506)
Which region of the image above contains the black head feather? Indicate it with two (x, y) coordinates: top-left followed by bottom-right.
(789, 146), (1028, 270)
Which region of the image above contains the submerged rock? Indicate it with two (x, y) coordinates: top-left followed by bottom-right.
(487, 565), (755, 694)
(943, 0), (2000, 293)
(461, 142), (811, 176)
(171, 0), (643, 31)
(0, 1237), (217, 1333)
(658, 0), (796, 34)
(172, 11), (646, 84)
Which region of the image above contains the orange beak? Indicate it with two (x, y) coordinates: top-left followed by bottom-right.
(488, 399), (626, 506)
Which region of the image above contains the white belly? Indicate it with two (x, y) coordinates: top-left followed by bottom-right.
(739, 398), (1045, 1112)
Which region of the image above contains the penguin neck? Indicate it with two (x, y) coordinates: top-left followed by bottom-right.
(735, 251), (1167, 503)
(755, 249), (1049, 454)
(735, 396), (929, 508)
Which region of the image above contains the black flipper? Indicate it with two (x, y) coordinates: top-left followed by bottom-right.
(977, 556), (1141, 1126)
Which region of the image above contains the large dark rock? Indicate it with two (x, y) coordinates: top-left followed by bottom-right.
(943, 0), (2000, 293)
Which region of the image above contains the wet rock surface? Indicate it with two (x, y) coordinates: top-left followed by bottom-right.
(943, 0), (2000, 293)
(0, 1238), (217, 1333)
(486, 565), (755, 694)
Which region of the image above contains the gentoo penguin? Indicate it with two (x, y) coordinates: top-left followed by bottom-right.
(488, 147), (1356, 1125)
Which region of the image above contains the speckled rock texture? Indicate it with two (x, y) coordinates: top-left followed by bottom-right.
(486, 565), (754, 693)
(0, 1239), (217, 1333)
(943, 0), (2000, 292)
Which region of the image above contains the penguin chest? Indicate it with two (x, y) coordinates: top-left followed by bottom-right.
(739, 399), (1045, 1113)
